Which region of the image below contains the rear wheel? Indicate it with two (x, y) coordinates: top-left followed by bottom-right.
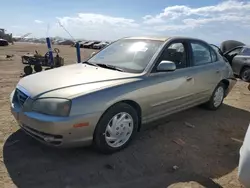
(94, 103), (138, 154)
(205, 83), (225, 110)
(240, 67), (250, 82)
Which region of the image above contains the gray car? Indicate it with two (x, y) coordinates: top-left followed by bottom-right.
(224, 46), (250, 82)
(10, 36), (236, 153)
(211, 41), (250, 82)
(92, 42), (109, 49)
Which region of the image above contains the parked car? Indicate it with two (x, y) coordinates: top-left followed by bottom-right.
(82, 41), (94, 48)
(211, 40), (250, 82)
(83, 41), (101, 48)
(10, 36), (236, 153)
(58, 40), (74, 46)
(224, 46), (250, 82)
(79, 41), (89, 48)
(92, 42), (109, 49)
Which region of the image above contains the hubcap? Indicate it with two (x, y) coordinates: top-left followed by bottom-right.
(213, 86), (224, 107)
(105, 112), (134, 148)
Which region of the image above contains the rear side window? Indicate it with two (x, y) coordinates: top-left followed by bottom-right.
(190, 42), (212, 66)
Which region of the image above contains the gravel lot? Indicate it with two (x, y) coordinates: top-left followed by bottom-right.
(0, 43), (249, 188)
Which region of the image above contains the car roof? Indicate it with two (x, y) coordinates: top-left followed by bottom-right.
(123, 36), (207, 42)
(123, 36), (169, 41)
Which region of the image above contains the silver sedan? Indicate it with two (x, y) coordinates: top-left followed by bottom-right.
(10, 36), (236, 153)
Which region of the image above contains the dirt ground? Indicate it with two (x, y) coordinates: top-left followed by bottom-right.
(0, 43), (249, 188)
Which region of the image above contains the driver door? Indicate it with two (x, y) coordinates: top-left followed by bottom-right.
(143, 40), (196, 122)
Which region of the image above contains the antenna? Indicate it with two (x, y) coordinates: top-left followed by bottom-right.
(57, 20), (76, 41)
(57, 20), (81, 63)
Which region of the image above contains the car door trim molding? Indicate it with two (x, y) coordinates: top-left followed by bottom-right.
(150, 90), (208, 107)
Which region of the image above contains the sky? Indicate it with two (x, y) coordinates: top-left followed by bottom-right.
(1, 0), (250, 44)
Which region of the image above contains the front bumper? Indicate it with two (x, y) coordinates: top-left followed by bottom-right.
(11, 104), (102, 148)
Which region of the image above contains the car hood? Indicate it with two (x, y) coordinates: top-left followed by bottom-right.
(17, 64), (140, 98)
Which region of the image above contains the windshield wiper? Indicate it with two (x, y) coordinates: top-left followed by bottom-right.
(82, 61), (98, 67)
(96, 63), (124, 72)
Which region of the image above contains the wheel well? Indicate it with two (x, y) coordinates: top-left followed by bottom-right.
(120, 100), (142, 131)
(220, 79), (230, 97)
(220, 79), (229, 90)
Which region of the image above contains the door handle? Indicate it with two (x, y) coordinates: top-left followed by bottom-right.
(186, 77), (193, 81)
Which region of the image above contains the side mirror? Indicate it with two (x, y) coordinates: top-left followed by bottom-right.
(157, 60), (176, 72)
(91, 52), (96, 57)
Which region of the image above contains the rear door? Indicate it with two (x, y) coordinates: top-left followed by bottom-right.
(188, 40), (223, 101)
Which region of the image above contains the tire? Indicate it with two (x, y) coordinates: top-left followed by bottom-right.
(94, 103), (138, 154)
(240, 67), (250, 82)
(24, 66), (33, 75)
(34, 64), (42, 72)
(205, 83), (226, 110)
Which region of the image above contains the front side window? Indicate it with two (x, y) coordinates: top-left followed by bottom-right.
(88, 39), (163, 73)
(191, 42), (212, 66)
(157, 42), (187, 69)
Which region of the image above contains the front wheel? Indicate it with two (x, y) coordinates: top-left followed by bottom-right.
(94, 103), (138, 154)
(205, 83), (225, 110)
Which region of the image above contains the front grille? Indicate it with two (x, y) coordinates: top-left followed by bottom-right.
(15, 88), (28, 106)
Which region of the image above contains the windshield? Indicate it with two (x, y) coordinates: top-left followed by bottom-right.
(88, 39), (163, 73)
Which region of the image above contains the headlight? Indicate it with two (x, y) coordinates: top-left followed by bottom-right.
(32, 98), (71, 117)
